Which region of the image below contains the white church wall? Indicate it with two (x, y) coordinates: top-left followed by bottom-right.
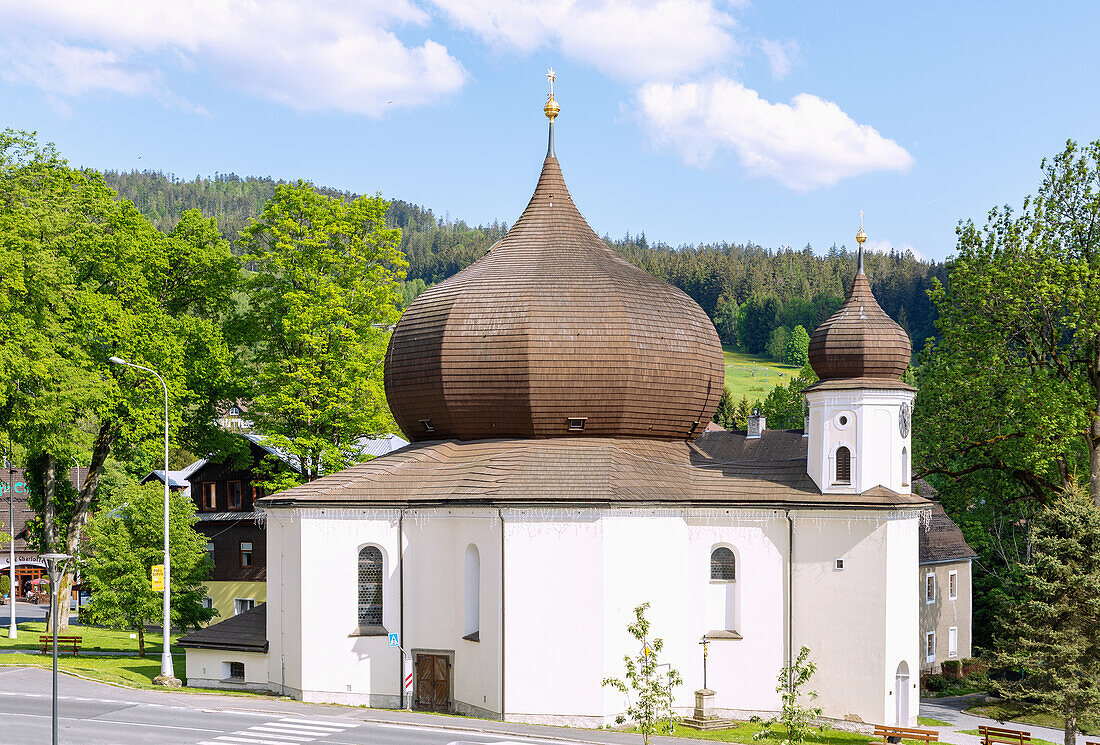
(791, 510), (890, 725)
(292, 509), (403, 707)
(884, 515), (920, 726)
(265, 511), (303, 696)
(402, 509), (502, 718)
(503, 511), (606, 726)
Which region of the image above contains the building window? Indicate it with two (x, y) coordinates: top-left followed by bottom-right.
(834, 558), (845, 571)
(948, 626), (958, 657)
(902, 447), (910, 487)
(358, 546), (384, 628)
(835, 446), (851, 485)
(203, 482), (216, 511)
(465, 544), (480, 641)
(926, 572), (936, 604)
(948, 570), (958, 600)
(240, 541), (253, 567)
(707, 546), (739, 634)
(234, 598), (255, 616)
(925, 631), (936, 663)
(252, 485), (264, 502)
(710, 547), (736, 581)
(204, 541), (215, 565)
(223, 661), (245, 681)
(227, 481), (242, 510)
(202, 597), (213, 610)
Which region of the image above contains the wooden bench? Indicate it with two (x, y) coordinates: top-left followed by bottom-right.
(978, 725), (1031, 745)
(39, 635), (82, 656)
(872, 725), (939, 744)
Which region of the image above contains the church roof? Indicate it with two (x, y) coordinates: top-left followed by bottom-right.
(178, 603), (267, 653)
(259, 430), (929, 510)
(808, 233), (912, 382)
(914, 481), (978, 564)
(383, 106), (724, 443)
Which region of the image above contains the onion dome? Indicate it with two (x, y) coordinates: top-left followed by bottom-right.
(808, 219), (912, 381)
(384, 76), (724, 442)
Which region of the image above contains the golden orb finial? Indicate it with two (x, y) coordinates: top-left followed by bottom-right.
(544, 67), (560, 121)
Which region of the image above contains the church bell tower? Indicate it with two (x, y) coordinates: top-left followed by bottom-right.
(803, 218), (915, 495)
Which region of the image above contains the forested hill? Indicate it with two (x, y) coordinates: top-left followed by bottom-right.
(103, 169), (947, 349)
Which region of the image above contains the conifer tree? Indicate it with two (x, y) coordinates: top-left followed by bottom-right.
(713, 387), (735, 429)
(991, 485), (1100, 745)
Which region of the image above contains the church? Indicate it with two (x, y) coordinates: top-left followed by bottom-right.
(182, 83), (928, 729)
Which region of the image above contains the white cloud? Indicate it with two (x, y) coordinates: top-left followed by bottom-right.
(758, 38), (799, 80)
(0, 0), (467, 116)
(636, 78), (914, 190)
(865, 239), (925, 261)
(428, 0), (738, 81)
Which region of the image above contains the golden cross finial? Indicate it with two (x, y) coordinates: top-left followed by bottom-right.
(543, 68), (560, 121)
(856, 211), (867, 245)
(547, 67), (556, 96)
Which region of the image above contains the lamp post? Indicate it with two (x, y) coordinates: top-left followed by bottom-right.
(6, 455), (15, 639)
(41, 552), (71, 745)
(109, 356), (174, 680)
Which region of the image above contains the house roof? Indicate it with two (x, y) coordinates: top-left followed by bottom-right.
(354, 433), (410, 458)
(141, 459), (207, 494)
(178, 603), (267, 653)
(258, 430), (929, 510)
(914, 480), (978, 564)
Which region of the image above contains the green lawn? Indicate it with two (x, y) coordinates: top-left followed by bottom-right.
(722, 348), (799, 403)
(959, 730), (1059, 745)
(917, 717), (951, 727)
(628, 721), (873, 745)
(964, 701), (1096, 735)
(0, 622), (183, 655)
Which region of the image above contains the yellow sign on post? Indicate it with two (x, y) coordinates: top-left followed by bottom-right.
(151, 564), (164, 592)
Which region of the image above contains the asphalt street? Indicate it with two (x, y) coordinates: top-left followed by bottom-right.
(0, 666), (649, 745)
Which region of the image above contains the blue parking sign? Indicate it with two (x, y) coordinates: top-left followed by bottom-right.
(388, 633), (400, 647)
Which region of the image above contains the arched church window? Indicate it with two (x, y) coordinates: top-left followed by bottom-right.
(835, 446), (851, 485)
(902, 447), (910, 487)
(358, 546), (384, 627)
(464, 544), (480, 641)
(710, 547), (736, 581)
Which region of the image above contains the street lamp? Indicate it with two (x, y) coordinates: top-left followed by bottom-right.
(41, 552), (71, 745)
(109, 356), (174, 681)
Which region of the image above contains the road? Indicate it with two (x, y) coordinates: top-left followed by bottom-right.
(0, 666), (630, 745)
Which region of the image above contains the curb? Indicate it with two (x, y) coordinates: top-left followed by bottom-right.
(348, 713), (613, 744)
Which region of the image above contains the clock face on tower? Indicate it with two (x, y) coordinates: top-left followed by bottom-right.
(899, 402), (911, 438)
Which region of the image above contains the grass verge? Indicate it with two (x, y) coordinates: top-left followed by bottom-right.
(959, 730), (1059, 745)
(963, 701), (1095, 735)
(917, 717), (951, 727)
(627, 721), (874, 744)
(0, 621), (182, 654)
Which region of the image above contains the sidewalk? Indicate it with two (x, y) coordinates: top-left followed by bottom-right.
(920, 695), (1084, 745)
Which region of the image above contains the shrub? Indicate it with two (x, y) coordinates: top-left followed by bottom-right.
(941, 660), (962, 679)
(924, 674), (950, 693)
(0, 574), (9, 596)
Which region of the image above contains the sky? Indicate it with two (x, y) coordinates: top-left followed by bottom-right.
(1, 1), (1098, 262)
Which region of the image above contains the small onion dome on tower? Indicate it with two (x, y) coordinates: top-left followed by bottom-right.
(384, 74), (724, 442)
(808, 218), (912, 381)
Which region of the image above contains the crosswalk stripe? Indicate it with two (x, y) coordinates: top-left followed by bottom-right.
(214, 737), (301, 745)
(256, 724), (341, 735)
(246, 729), (315, 741)
(278, 718), (353, 728)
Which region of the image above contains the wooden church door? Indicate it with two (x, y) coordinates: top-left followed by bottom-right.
(414, 653), (451, 712)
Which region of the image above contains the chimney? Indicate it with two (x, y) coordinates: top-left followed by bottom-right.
(747, 410), (765, 439)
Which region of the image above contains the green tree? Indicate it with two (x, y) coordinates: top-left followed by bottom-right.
(0, 574), (9, 597)
(766, 326), (791, 363)
(0, 130), (235, 630)
(734, 395), (754, 430)
(784, 326), (810, 367)
(754, 646), (823, 745)
(713, 387), (735, 429)
(80, 482), (216, 655)
(737, 295), (781, 354)
(235, 181), (407, 485)
(918, 140), (1100, 507)
(713, 296), (739, 346)
(760, 365), (818, 430)
(990, 485), (1100, 745)
(602, 603), (682, 745)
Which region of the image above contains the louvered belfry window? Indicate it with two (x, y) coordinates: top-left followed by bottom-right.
(710, 547), (736, 581)
(358, 546), (383, 626)
(835, 446), (852, 484)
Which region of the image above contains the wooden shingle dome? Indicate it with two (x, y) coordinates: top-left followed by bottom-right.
(808, 250), (912, 381)
(384, 123), (724, 442)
